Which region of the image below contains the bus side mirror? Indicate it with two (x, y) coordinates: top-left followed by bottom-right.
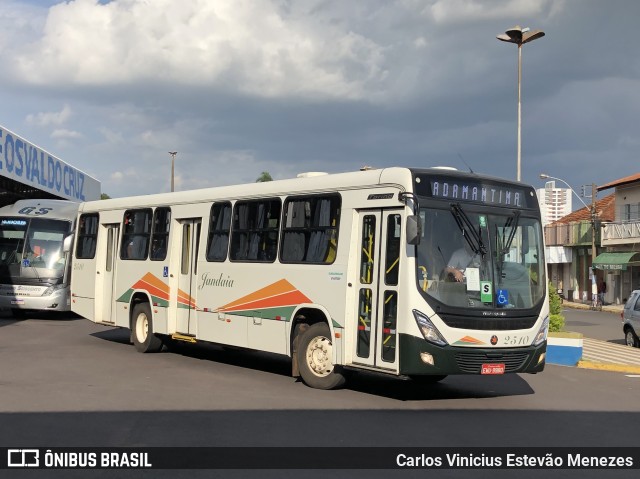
(406, 215), (421, 245)
(63, 234), (74, 253)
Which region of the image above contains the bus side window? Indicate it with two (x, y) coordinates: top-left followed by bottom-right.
(150, 207), (171, 261)
(230, 199), (281, 262)
(281, 194), (340, 264)
(76, 213), (99, 259)
(121, 209), (152, 260)
(206, 202), (231, 262)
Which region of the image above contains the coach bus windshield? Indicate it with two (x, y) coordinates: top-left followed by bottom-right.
(415, 204), (545, 311)
(0, 217), (71, 284)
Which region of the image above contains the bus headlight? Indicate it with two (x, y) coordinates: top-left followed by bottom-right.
(413, 310), (448, 346)
(42, 284), (65, 297)
(532, 316), (549, 346)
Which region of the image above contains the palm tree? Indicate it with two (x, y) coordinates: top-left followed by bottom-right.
(256, 171), (273, 182)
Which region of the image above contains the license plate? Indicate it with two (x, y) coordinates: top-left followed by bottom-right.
(11, 300), (24, 305)
(481, 363), (505, 375)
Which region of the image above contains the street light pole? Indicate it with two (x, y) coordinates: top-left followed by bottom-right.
(168, 151), (177, 192)
(498, 25), (545, 182)
(540, 174), (598, 300)
(590, 183), (597, 266)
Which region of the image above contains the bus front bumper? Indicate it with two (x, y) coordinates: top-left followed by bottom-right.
(0, 286), (70, 312)
(399, 333), (546, 376)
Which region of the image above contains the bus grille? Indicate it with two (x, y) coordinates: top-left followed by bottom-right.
(454, 351), (530, 373)
(441, 315), (537, 330)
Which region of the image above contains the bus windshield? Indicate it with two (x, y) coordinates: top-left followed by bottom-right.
(0, 217), (71, 283)
(416, 204), (545, 310)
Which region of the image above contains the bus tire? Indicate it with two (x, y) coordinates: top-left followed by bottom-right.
(131, 303), (163, 353)
(296, 322), (345, 390)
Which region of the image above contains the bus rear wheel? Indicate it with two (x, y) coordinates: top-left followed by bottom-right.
(132, 303), (163, 353)
(296, 322), (345, 390)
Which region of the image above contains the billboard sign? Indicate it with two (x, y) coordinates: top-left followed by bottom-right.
(0, 125), (100, 202)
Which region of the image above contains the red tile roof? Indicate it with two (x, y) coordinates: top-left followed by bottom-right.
(598, 173), (640, 191)
(550, 193), (615, 225)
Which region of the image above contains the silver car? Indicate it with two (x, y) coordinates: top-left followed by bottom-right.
(622, 290), (640, 348)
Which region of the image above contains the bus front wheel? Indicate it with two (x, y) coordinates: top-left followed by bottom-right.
(132, 303), (163, 353)
(296, 322), (345, 390)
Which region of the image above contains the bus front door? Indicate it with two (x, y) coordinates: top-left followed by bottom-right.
(352, 209), (401, 373)
(174, 219), (201, 336)
(101, 224), (119, 324)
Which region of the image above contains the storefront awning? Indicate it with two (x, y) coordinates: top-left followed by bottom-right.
(592, 252), (640, 271)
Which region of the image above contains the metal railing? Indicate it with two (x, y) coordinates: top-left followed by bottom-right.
(544, 221), (595, 247)
(602, 220), (640, 245)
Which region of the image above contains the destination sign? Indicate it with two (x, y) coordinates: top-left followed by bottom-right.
(414, 175), (536, 209)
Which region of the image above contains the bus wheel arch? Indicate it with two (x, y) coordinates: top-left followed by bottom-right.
(291, 309), (345, 390)
(130, 293), (163, 353)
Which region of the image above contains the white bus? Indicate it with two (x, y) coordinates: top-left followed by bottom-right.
(71, 167), (549, 389)
(0, 199), (78, 315)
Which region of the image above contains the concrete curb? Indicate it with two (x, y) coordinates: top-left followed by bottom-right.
(550, 302), (639, 373)
(561, 300), (623, 314)
(576, 361), (640, 375)
(547, 333), (582, 366)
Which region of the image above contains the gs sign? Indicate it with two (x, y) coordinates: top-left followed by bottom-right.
(18, 206), (53, 215)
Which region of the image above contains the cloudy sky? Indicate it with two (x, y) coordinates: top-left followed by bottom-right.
(0, 0), (638, 202)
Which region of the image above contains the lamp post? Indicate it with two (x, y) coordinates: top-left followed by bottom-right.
(168, 151), (177, 192)
(540, 173), (598, 301)
(498, 25), (545, 182)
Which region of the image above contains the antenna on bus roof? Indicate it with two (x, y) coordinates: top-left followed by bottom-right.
(457, 153), (474, 174)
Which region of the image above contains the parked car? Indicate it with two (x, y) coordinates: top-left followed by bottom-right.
(621, 290), (640, 348)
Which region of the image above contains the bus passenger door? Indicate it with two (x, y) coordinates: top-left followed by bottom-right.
(101, 224), (119, 324)
(175, 219), (201, 336)
(352, 209), (401, 373)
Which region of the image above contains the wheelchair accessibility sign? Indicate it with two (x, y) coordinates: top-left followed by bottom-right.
(497, 289), (509, 306)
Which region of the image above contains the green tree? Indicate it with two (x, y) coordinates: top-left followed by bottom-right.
(100, 193), (111, 200)
(256, 171), (273, 182)
(548, 282), (565, 332)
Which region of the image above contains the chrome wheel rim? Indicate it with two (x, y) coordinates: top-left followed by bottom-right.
(136, 313), (149, 343)
(306, 336), (333, 377)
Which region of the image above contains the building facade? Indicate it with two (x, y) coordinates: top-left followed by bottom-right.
(537, 181), (572, 226)
(544, 193), (614, 304)
(597, 173), (640, 304)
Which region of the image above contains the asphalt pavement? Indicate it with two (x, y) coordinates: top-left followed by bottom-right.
(561, 300), (640, 374)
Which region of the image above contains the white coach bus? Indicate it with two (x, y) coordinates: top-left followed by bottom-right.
(71, 167), (549, 389)
(0, 199), (78, 315)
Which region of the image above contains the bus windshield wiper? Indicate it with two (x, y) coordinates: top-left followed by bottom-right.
(450, 203), (487, 257)
(502, 210), (521, 255)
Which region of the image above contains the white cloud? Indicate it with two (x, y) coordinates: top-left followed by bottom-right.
(25, 104), (72, 127)
(98, 127), (124, 144)
(51, 128), (82, 139)
(11, 0), (390, 101)
(426, 0), (562, 24)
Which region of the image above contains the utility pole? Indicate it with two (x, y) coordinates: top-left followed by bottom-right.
(168, 151), (177, 192)
(591, 183), (597, 265)
(590, 183), (598, 304)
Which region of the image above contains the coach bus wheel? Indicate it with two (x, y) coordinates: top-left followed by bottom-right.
(132, 303), (163, 353)
(296, 322), (345, 390)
